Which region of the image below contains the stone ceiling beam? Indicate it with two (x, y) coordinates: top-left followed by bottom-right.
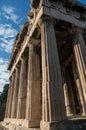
(42, 5), (86, 29)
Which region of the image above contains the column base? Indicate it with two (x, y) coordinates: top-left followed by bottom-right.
(40, 119), (86, 130)
(2, 121), (40, 130)
(3, 118), (86, 130)
(4, 118), (40, 128)
(40, 121), (64, 130)
(82, 112), (86, 117)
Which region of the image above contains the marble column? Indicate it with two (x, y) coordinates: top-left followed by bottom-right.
(72, 61), (86, 115)
(73, 28), (86, 103)
(7, 72), (15, 118)
(5, 77), (12, 118)
(63, 66), (76, 116)
(11, 65), (20, 118)
(17, 55), (28, 119)
(40, 16), (66, 130)
(63, 83), (72, 116)
(26, 45), (42, 127)
(62, 68), (75, 116)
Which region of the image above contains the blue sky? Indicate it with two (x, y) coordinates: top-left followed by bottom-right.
(0, 0), (30, 91)
(0, 0), (86, 92)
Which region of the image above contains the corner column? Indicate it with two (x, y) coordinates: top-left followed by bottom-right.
(73, 28), (86, 104)
(26, 45), (42, 127)
(40, 16), (66, 130)
(11, 65), (20, 118)
(17, 54), (28, 119)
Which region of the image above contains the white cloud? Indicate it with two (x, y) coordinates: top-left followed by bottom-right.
(0, 38), (14, 53)
(0, 57), (9, 92)
(2, 6), (22, 24)
(0, 6), (24, 91)
(0, 24), (17, 53)
(0, 24), (17, 38)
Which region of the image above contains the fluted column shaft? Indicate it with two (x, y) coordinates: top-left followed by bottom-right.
(63, 68), (75, 116)
(63, 83), (72, 116)
(40, 17), (66, 125)
(72, 62), (86, 115)
(26, 45), (42, 127)
(8, 73), (15, 118)
(11, 66), (20, 118)
(73, 28), (86, 103)
(17, 56), (28, 118)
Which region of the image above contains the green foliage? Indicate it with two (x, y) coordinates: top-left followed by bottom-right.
(0, 84), (9, 121)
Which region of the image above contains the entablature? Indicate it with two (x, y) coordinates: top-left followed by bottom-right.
(30, 0), (86, 14)
(29, 0), (86, 29)
(8, 22), (29, 70)
(48, 0), (86, 21)
(49, 0), (86, 12)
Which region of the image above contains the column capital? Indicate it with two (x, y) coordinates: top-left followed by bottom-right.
(12, 70), (16, 77)
(21, 50), (29, 60)
(29, 44), (41, 56)
(16, 61), (21, 69)
(72, 27), (84, 46)
(9, 76), (12, 81)
(39, 16), (54, 26)
(72, 27), (84, 35)
(9, 72), (15, 85)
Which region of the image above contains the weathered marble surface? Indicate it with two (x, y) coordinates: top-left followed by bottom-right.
(2, 119), (86, 130)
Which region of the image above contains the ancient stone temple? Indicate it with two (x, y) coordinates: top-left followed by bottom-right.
(3, 0), (86, 130)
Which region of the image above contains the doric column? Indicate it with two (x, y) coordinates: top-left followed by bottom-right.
(17, 54), (28, 119)
(11, 65), (20, 118)
(26, 45), (42, 127)
(62, 68), (75, 116)
(40, 16), (66, 130)
(5, 77), (12, 118)
(63, 83), (73, 116)
(7, 72), (15, 118)
(72, 61), (86, 116)
(73, 28), (86, 103)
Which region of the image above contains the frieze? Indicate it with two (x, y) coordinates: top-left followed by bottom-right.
(45, 1), (86, 22)
(30, 0), (86, 22)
